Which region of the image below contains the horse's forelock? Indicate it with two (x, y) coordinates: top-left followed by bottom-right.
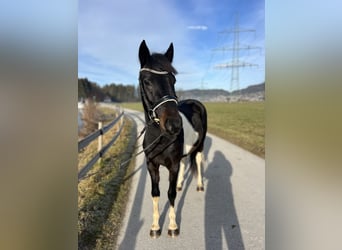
(150, 53), (178, 74)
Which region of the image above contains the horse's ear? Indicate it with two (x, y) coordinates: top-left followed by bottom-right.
(139, 40), (150, 67)
(164, 42), (174, 63)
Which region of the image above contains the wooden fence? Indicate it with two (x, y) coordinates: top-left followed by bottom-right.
(78, 111), (125, 181)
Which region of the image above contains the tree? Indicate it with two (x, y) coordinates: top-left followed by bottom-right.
(78, 78), (140, 102)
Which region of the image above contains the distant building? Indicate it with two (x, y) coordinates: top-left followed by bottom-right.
(104, 96), (112, 103)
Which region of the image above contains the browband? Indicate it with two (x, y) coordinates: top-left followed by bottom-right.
(140, 68), (170, 75)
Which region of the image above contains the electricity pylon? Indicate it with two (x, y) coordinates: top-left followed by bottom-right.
(213, 14), (260, 92)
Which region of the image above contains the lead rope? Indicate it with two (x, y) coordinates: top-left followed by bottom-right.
(83, 122), (163, 179)
(120, 121), (180, 167)
(119, 131), (163, 168)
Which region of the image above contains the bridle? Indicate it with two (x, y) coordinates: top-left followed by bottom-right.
(139, 68), (178, 124)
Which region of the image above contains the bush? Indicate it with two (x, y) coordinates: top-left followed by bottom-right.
(79, 98), (101, 137)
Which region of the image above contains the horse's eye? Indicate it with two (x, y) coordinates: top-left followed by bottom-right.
(144, 79), (152, 87)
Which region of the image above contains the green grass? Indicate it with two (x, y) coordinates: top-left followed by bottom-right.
(204, 102), (264, 158)
(122, 101), (265, 158)
(121, 102), (144, 112)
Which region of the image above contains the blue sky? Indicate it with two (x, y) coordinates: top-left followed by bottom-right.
(78, 0), (264, 91)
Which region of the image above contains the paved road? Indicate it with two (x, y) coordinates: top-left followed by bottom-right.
(115, 109), (265, 250)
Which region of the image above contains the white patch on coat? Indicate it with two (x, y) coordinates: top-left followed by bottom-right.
(179, 112), (198, 155)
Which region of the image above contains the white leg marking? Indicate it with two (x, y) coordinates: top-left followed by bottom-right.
(151, 197), (160, 230)
(177, 158), (186, 190)
(168, 205), (178, 230)
(196, 152), (203, 188)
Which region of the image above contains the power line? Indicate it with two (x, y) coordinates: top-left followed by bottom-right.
(213, 13), (261, 92)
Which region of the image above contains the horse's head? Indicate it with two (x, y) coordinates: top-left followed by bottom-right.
(138, 40), (182, 135)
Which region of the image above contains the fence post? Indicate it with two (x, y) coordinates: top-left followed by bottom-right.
(98, 121), (103, 154)
(120, 109), (124, 127)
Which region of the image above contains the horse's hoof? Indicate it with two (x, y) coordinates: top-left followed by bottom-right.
(150, 229), (161, 238)
(196, 186), (204, 192)
(168, 228), (179, 237)
(177, 187), (182, 192)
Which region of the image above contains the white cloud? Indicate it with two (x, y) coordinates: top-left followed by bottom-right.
(187, 25), (208, 30)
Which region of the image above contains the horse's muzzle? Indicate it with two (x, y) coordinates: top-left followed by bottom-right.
(164, 116), (182, 135)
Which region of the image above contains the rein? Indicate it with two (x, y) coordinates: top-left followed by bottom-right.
(121, 122), (177, 166)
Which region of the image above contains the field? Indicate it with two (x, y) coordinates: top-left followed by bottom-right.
(122, 102), (264, 158)
(204, 102), (264, 158)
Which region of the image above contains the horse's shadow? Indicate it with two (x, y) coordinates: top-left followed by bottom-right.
(118, 162), (147, 250)
(159, 166), (192, 233)
(159, 136), (213, 231)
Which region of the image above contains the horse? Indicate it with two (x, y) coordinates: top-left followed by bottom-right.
(138, 40), (207, 238)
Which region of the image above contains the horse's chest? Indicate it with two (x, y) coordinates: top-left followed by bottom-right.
(179, 112), (198, 155)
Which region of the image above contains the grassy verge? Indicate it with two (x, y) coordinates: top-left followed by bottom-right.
(121, 101), (264, 158)
(78, 107), (121, 171)
(78, 116), (137, 249)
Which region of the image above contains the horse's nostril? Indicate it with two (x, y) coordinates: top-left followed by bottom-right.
(165, 118), (181, 134)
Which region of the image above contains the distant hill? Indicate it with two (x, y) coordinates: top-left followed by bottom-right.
(177, 89), (230, 102)
(78, 77), (264, 103)
(231, 82), (265, 95)
(178, 82), (265, 102)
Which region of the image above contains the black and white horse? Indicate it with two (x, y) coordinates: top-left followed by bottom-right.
(138, 40), (207, 238)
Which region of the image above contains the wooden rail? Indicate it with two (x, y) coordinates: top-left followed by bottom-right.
(78, 111), (124, 181)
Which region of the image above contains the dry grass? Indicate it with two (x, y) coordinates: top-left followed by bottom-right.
(79, 101), (118, 139)
(78, 116), (137, 249)
(78, 105), (121, 172)
(79, 99), (100, 138)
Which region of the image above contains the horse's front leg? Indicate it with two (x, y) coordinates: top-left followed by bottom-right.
(147, 161), (161, 238)
(168, 163), (180, 237)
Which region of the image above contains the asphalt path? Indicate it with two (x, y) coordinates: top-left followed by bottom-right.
(115, 109), (265, 250)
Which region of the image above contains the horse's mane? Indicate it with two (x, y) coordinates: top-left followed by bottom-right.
(149, 53), (178, 74)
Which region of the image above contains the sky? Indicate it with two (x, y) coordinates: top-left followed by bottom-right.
(78, 0), (264, 91)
